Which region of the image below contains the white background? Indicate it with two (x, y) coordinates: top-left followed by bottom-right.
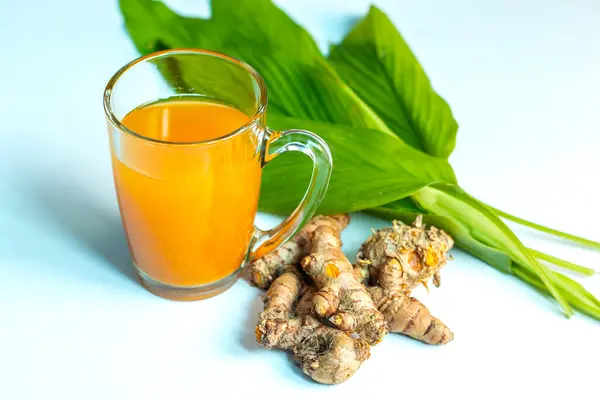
(1, 0), (599, 399)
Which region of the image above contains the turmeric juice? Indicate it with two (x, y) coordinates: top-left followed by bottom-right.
(112, 98), (261, 286)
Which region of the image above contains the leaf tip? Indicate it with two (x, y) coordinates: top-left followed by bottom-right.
(367, 3), (384, 15)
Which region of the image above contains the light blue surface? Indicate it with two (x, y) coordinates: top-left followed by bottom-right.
(1, 1), (599, 399)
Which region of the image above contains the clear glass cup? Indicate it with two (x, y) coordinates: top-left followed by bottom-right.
(103, 49), (332, 300)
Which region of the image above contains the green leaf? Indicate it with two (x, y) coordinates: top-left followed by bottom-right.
(119, 0), (393, 134)
(329, 5), (458, 158)
(259, 116), (456, 215)
(412, 183), (573, 316)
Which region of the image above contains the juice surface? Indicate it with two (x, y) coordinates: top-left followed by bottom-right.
(113, 98), (261, 286)
(123, 99), (250, 142)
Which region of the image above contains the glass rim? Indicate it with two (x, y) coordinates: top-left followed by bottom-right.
(103, 48), (268, 146)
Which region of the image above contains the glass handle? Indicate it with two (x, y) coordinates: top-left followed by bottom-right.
(249, 128), (332, 261)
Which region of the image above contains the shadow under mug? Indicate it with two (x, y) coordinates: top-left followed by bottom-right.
(103, 49), (332, 300)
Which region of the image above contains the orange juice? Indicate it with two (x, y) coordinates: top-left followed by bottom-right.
(112, 98), (261, 286)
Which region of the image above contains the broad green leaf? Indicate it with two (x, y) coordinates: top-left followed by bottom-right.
(412, 183), (572, 316)
(260, 116), (456, 215)
(329, 6), (458, 158)
(119, 0), (393, 134)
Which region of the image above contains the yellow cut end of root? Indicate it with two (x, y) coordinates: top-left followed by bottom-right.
(252, 271), (265, 288)
(325, 263), (341, 278)
(425, 248), (440, 267)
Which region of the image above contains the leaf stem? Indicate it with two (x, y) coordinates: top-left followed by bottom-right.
(528, 248), (597, 276)
(487, 205), (600, 250)
(512, 265), (600, 320)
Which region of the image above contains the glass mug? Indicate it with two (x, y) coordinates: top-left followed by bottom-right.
(103, 49), (332, 300)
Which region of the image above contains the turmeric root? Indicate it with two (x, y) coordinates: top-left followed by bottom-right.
(356, 216), (455, 345)
(255, 214), (454, 385)
(249, 215), (350, 289)
(357, 216), (454, 293)
(301, 215), (388, 345)
(256, 267), (370, 384)
(368, 286), (453, 345)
